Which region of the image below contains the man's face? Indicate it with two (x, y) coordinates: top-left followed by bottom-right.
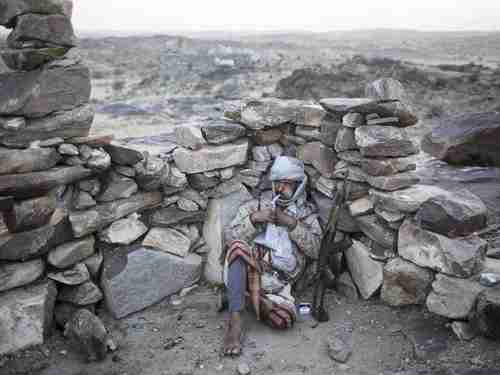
(275, 179), (297, 200)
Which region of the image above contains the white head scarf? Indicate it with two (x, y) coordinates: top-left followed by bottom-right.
(269, 156), (308, 208)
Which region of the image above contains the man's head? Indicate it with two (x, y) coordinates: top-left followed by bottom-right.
(269, 156), (306, 205)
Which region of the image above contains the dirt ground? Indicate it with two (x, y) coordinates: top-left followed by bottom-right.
(1, 286), (499, 375)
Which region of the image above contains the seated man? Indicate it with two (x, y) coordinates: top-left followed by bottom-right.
(222, 156), (323, 356)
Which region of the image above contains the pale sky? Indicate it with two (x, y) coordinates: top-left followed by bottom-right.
(73, 0), (500, 32)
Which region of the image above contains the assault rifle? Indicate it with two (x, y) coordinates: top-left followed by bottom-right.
(312, 170), (350, 322)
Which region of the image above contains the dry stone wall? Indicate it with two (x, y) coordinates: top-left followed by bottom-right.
(1, 1), (499, 356)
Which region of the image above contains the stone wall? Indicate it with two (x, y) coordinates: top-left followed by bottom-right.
(1, 0), (499, 357)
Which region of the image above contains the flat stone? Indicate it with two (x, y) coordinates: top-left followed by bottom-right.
(39, 137), (64, 147)
(97, 173), (138, 202)
(0, 209), (72, 261)
(143, 227), (192, 258)
(294, 104), (327, 127)
(1, 47), (69, 71)
(47, 236), (95, 268)
(73, 190), (96, 210)
(254, 128), (283, 145)
(399, 218), (487, 278)
(367, 172), (420, 191)
(422, 112), (500, 167)
(100, 247), (202, 318)
(402, 317), (451, 361)
(345, 239), (384, 299)
(239, 99), (299, 129)
(4, 195), (56, 233)
(48, 263), (90, 286)
(0, 281), (57, 356)
(320, 98), (376, 114)
(0, 147), (61, 175)
(7, 13), (75, 48)
(0, 117), (25, 131)
(0, 0), (69, 27)
(173, 126), (206, 150)
(69, 192), (162, 238)
(342, 113), (365, 128)
(426, 274), (486, 319)
(0, 166), (93, 199)
(203, 185), (253, 284)
(64, 156), (84, 166)
(295, 126), (321, 141)
(361, 157), (416, 177)
(0, 64), (91, 118)
(314, 176), (336, 199)
(335, 127), (357, 152)
(201, 177), (247, 199)
(415, 189), (488, 238)
(174, 140), (248, 174)
(369, 185), (452, 213)
(58, 143), (79, 156)
(57, 281), (103, 306)
(151, 206), (206, 227)
(187, 172), (219, 191)
(355, 214), (396, 249)
(297, 142), (337, 178)
(381, 258), (434, 306)
(0, 105), (94, 148)
(374, 206), (405, 224)
(104, 143), (144, 166)
(337, 151), (364, 166)
(355, 126), (418, 157)
(201, 122), (246, 145)
(366, 117), (400, 126)
(69, 134), (114, 147)
(98, 217), (148, 245)
(0, 258), (45, 293)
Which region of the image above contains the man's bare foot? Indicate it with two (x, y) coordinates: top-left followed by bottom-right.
(223, 312), (242, 356)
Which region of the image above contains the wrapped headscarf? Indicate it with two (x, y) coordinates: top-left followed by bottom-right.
(269, 156), (307, 208)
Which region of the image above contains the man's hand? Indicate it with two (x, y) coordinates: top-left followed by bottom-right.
(274, 208), (297, 230)
(250, 208), (275, 225)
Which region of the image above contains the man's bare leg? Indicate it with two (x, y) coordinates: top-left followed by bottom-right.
(223, 258), (246, 356)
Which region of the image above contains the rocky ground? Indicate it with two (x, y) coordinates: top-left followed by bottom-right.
(1, 286), (499, 375)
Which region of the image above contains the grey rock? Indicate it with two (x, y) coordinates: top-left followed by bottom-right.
(0, 116), (25, 130)
(451, 321), (477, 341)
(101, 247), (202, 318)
(360, 157), (416, 176)
(381, 258), (434, 306)
(314, 176), (336, 199)
(151, 206), (206, 227)
(78, 178), (101, 196)
(69, 192), (161, 238)
(0, 0), (69, 27)
(0, 209), (72, 261)
(336, 272), (359, 301)
(327, 336), (352, 363)
(355, 214), (396, 249)
(297, 142), (337, 178)
(366, 117), (400, 126)
(173, 126), (206, 150)
(239, 99), (299, 129)
(237, 362), (251, 375)
(64, 156), (85, 166)
(0, 281), (57, 356)
(58, 281), (103, 306)
(320, 98), (376, 114)
(114, 165), (136, 178)
(164, 165), (188, 188)
(422, 112), (500, 167)
(0, 65), (91, 118)
(399, 218), (487, 278)
(374, 206), (405, 224)
(48, 263), (90, 286)
(335, 127), (357, 152)
(58, 143), (79, 156)
(97, 173), (138, 202)
(39, 137), (64, 147)
(204, 185), (253, 284)
(255, 128), (283, 145)
(320, 115), (342, 146)
(48, 236), (95, 268)
(187, 172), (219, 190)
(4, 194), (56, 233)
(345, 239), (384, 299)
(0, 147), (61, 175)
(348, 197), (374, 217)
(295, 126), (321, 141)
(342, 112), (365, 128)
(267, 143), (284, 159)
(294, 104), (327, 127)
(474, 288), (500, 339)
(415, 189), (488, 238)
(83, 252), (103, 278)
(177, 198), (199, 212)
(367, 172), (420, 191)
(54, 303), (95, 329)
(134, 156), (170, 191)
(201, 122), (246, 145)
(86, 148), (111, 171)
(78, 145), (93, 160)
(143, 227), (192, 257)
(7, 13), (75, 48)
(104, 143), (144, 166)
(252, 145), (271, 161)
(426, 274), (486, 319)
(73, 190), (96, 210)
(0, 258), (45, 293)
(355, 126), (418, 157)
(0, 105), (94, 148)
(219, 167), (235, 180)
(99, 217), (148, 245)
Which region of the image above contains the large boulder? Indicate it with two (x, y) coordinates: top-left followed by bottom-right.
(422, 112), (500, 167)
(426, 274), (486, 319)
(0, 281), (57, 355)
(0, 64), (91, 118)
(399, 218), (487, 278)
(7, 14), (76, 48)
(345, 239), (384, 299)
(415, 189), (488, 238)
(381, 258), (433, 306)
(0, 148), (61, 175)
(173, 140), (249, 174)
(0, 105), (94, 148)
(0, 0), (70, 27)
(203, 185), (253, 284)
(0, 258), (45, 293)
(100, 247), (202, 318)
(355, 126), (418, 158)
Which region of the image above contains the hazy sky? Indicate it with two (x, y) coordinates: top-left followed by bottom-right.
(74, 0), (500, 32)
